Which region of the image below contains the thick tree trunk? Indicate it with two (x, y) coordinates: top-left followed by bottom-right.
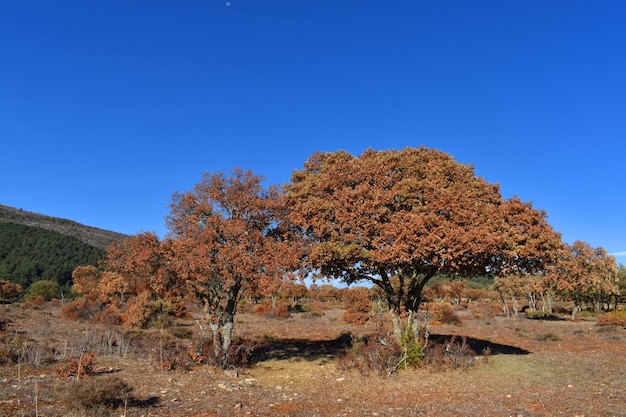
(208, 314), (235, 368)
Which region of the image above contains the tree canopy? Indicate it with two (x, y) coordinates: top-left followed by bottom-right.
(286, 147), (562, 322)
(553, 240), (618, 319)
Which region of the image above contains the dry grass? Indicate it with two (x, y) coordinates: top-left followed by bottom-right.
(0, 303), (625, 416)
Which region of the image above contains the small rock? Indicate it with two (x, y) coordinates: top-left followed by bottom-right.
(240, 378), (257, 386)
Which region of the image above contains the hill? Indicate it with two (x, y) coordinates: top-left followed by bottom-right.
(0, 222), (106, 289)
(0, 204), (127, 250)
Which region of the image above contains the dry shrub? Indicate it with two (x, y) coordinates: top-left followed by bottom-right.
(253, 300), (290, 319)
(430, 302), (462, 325)
(56, 351), (98, 378)
(0, 329), (26, 365)
(342, 309), (370, 325)
(423, 336), (475, 370)
(61, 298), (104, 322)
(66, 375), (133, 413)
(308, 300), (331, 311)
(88, 304), (121, 326)
(596, 310), (626, 326)
(22, 295), (47, 307)
(469, 300), (501, 318)
(336, 334), (404, 376)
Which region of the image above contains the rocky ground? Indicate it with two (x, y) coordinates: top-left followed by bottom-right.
(1, 303), (625, 416)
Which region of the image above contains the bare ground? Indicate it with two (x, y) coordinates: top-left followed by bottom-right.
(1, 304), (625, 417)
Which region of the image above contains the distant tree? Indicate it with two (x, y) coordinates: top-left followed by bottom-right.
(101, 232), (180, 303)
(553, 241), (618, 320)
(26, 280), (61, 301)
(278, 281), (308, 305)
(341, 286), (373, 325)
(286, 147), (561, 338)
(0, 279), (22, 301)
(316, 284), (339, 303)
(617, 264), (626, 305)
(69, 233), (185, 328)
(166, 168), (301, 368)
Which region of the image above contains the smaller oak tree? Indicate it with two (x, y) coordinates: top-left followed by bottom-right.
(166, 168), (300, 368)
(553, 240), (618, 320)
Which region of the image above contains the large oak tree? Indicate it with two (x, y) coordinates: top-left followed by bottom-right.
(286, 147), (561, 334)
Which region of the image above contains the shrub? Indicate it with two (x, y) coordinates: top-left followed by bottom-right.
(342, 309), (370, 325)
(61, 298), (104, 322)
(88, 304), (122, 326)
(336, 334), (404, 376)
(253, 300), (290, 319)
(56, 351), (98, 378)
(67, 375), (133, 412)
(399, 325), (423, 368)
(0, 329), (27, 365)
(430, 302), (462, 325)
(336, 324), (421, 376)
(596, 310), (626, 326)
(423, 336), (475, 370)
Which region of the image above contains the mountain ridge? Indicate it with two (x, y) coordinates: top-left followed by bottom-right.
(0, 204), (127, 250)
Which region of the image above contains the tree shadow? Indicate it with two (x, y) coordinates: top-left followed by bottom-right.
(128, 396), (160, 408)
(252, 331), (529, 363)
(253, 332), (353, 362)
(428, 334), (531, 355)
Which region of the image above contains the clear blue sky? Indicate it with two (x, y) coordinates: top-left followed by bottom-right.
(1, 1), (625, 265)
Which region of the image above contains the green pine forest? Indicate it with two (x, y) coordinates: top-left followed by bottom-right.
(0, 222), (104, 292)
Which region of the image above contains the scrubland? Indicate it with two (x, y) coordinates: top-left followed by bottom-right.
(1, 301), (625, 417)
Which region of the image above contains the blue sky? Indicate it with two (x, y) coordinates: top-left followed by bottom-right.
(1, 1), (625, 265)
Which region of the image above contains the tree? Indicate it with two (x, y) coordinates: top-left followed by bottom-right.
(617, 264), (626, 305)
(286, 147), (561, 337)
(25, 280), (61, 301)
(102, 232), (179, 304)
(166, 168), (300, 368)
(0, 279), (22, 301)
(553, 241), (618, 320)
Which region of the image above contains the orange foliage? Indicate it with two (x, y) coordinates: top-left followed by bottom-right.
(286, 147), (562, 318)
(166, 168), (303, 367)
(0, 280), (22, 299)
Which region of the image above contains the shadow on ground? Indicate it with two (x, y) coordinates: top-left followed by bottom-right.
(253, 333), (353, 362)
(252, 331), (529, 362)
(428, 334), (531, 355)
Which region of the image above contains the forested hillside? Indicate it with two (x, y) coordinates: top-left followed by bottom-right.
(0, 222), (105, 290)
(0, 204), (126, 249)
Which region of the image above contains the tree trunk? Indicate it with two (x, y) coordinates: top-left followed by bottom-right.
(208, 314), (235, 368)
(512, 295), (518, 316)
(571, 297), (580, 321)
(499, 292), (509, 317)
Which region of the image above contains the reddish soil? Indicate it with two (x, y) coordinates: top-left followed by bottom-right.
(1, 303), (625, 416)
